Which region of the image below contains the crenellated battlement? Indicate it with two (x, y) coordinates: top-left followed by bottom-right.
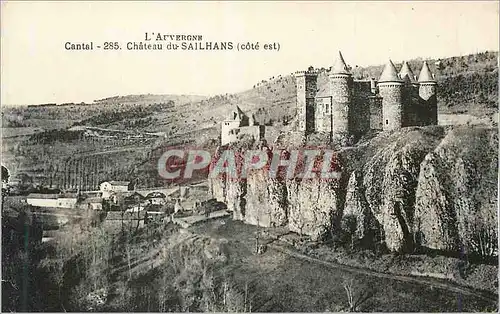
(294, 70), (320, 76)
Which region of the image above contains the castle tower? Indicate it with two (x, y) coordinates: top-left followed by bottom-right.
(399, 61), (417, 85)
(378, 60), (404, 131)
(399, 61), (418, 125)
(295, 66), (318, 134)
(418, 61), (438, 125)
(329, 51), (353, 137)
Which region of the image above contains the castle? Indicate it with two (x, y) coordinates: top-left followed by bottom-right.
(221, 51), (438, 146)
(221, 106), (265, 145)
(295, 51), (438, 140)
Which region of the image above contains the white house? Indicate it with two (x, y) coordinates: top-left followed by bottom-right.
(27, 193), (79, 208)
(100, 181), (133, 199)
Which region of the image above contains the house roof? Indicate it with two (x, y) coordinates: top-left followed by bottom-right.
(27, 193), (79, 199)
(418, 61), (436, 83)
(124, 192), (145, 201)
(81, 197), (103, 204)
(27, 193), (58, 199)
(331, 51), (351, 75)
(58, 193), (79, 199)
(107, 181), (131, 186)
(379, 60), (403, 83)
(146, 192), (167, 199)
(399, 61), (416, 83)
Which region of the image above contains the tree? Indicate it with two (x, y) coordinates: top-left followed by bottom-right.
(342, 277), (376, 312)
(2, 165), (10, 184)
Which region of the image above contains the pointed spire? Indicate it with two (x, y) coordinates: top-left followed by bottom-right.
(228, 105), (249, 121)
(379, 60), (403, 83)
(399, 61), (415, 83)
(418, 61), (436, 83)
(331, 51), (350, 75)
(236, 105), (246, 117)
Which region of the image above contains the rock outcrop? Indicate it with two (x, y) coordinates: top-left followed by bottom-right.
(214, 126), (498, 257)
(245, 170), (288, 227)
(286, 179), (339, 240)
(361, 127), (444, 252)
(414, 126), (498, 257)
(341, 171), (374, 243)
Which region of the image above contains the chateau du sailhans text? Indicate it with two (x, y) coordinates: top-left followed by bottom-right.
(64, 33), (280, 51)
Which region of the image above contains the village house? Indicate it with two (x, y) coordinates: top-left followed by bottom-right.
(79, 196), (103, 211)
(145, 192), (168, 205)
(26, 193), (80, 209)
(100, 180), (134, 199)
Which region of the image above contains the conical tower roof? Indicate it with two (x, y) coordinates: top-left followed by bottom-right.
(227, 105), (248, 121)
(331, 51), (351, 75)
(399, 61), (415, 83)
(418, 61), (436, 83)
(379, 60), (403, 83)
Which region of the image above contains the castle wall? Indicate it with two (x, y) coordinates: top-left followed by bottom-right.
(232, 125), (264, 144)
(401, 82), (411, 126)
(221, 120), (242, 145)
(352, 81), (372, 136)
(306, 98), (316, 133)
(379, 82), (404, 131)
(419, 83), (438, 126)
(314, 96), (332, 133)
(369, 96), (383, 130)
(404, 85), (421, 126)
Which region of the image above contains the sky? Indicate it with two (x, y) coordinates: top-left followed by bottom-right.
(1, 1), (499, 105)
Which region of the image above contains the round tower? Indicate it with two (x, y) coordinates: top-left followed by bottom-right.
(378, 60), (404, 131)
(418, 61), (438, 125)
(329, 51), (353, 136)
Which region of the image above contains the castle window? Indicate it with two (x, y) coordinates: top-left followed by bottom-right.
(325, 104), (331, 115)
(386, 119), (389, 125)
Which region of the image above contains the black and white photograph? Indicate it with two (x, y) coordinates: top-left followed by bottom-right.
(1, 1), (499, 312)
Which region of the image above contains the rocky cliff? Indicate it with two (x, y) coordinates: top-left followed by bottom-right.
(414, 127), (498, 258)
(209, 125), (498, 257)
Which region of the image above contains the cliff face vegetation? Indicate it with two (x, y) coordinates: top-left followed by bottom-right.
(210, 125), (498, 258)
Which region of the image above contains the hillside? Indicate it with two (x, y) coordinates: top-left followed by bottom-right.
(2, 51), (497, 136)
(238, 51), (498, 126)
(2, 206), (496, 312)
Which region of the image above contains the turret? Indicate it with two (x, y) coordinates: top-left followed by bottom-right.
(378, 59), (404, 131)
(329, 51), (353, 136)
(295, 67), (318, 134)
(418, 61), (438, 125)
(399, 61), (417, 86)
